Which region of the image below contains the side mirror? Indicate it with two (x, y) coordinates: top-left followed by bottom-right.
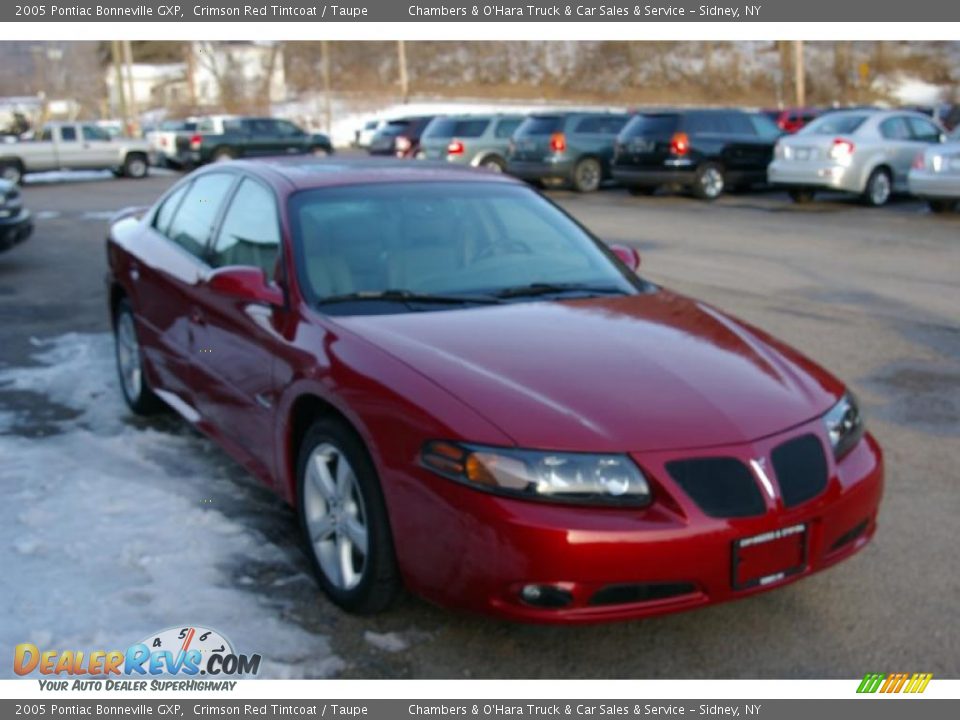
(206, 267), (284, 307)
(610, 243), (641, 272)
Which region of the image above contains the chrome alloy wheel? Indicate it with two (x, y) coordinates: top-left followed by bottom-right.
(116, 312), (143, 402)
(700, 166), (725, 198)
(303, 443), (369, 590)
(869, 171), (891, 206)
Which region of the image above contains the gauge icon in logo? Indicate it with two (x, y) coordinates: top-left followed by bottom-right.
(138, 626), (233, 674)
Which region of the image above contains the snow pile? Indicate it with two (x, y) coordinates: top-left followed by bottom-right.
(0, 334), (344, 679)
(363, 631), (408, 654)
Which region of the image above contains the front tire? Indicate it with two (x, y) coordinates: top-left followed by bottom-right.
(571, 157), (602, 193)
(297, 418), (400, 614)
(863, 168), (892, 207)
(692, 162), (725, 200)
(113, 298), (164, 415)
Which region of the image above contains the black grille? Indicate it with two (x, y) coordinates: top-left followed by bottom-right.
(771, 434), (829, 508)
(666, 457), (765, 518)
(830, 519), (869, 551)
(589, 582), (696, 607)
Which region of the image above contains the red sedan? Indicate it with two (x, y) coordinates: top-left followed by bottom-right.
(106, 158), (883, 622)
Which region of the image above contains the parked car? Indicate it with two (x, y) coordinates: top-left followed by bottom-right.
(768, 109), (947, 206)
(612, 109), (782, 200)
(763, 107), (821, 134)
(506, 111), (631, 192)
(106, 156), (882, 622)
(175, 116), (333, 168)
(0, 177), (32, 253)
(0, 122), (152, 184)
(367, 116), (436, 158)
(908, 127), (960, 213)
(355, 119), (386, 149)
(415, 113), (524, 171)
(146, 118), (199, 168)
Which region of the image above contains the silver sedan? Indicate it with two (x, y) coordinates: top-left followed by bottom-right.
(768, 109), (947, 206)
(908, 128), (960, 213)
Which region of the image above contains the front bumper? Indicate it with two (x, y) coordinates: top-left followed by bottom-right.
(386, 421), (883, 623)
(908, 169), (960, 200)
(768, 159), (862, 194)
(506, 158), (575, 183)
(0, 209), (33, 253)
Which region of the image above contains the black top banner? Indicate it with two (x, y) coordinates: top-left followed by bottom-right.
(4, 0), (960, 22)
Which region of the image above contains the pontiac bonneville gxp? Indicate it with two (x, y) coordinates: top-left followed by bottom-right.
(106, 158), (883, 621)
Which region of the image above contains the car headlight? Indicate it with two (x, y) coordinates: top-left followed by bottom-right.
(823, 392), (864, 459)
(421, 441), (652, 506)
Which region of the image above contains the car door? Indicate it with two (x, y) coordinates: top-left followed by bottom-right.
(878, 116), (918, 187)
(191, 176), (285, 482)
(52, 125), (87, 169)
(271, 119), (310, 155)
(238, 118), (276, 157)
(131, 172), (238, 410)
(80, 124), (117, 168)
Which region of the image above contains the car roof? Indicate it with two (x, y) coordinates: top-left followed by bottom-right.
(217, 156), (523, 192)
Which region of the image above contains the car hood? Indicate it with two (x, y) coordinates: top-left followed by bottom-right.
(334, 291), (844, 453)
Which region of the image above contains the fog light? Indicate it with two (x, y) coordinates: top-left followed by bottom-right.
(519, 584), (573, 609)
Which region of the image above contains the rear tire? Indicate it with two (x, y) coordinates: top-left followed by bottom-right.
(297, 418), (401, 615)
(113, 298), (164, 415)
(788, 188), (816, 203)
(863, 168), (892, 207)
(0, 160), (23, 185)
(479, 155), (506, 173)
(692, 162), (725, 200)
(928, 199), (956, 214)
(571, 157), (603, 193)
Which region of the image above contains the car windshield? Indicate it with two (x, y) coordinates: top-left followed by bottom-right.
(289, 182), (641, 314)
(801, 113), (869, 136)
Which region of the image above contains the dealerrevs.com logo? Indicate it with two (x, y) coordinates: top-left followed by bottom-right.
(14, 626), (260, 691)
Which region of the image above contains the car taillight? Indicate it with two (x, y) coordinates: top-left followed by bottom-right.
(912, 152), (927, 170)
(669, 132), (690, 156)
(189, 134), (202, 151)
(395, 136), (412, 153)
(447, 139), (464, 156)
(829, 138), (855, 160)
(549, 132), (567, 153)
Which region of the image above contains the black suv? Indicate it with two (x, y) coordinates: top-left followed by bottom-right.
(612, 109), (782, 200)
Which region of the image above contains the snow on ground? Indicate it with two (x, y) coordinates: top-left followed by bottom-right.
(363, 631), (408, 654)
(0, 333), (344, 679)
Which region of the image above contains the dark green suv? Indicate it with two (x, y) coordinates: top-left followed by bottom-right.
(506, 112), (631, 192)
(176, 116), (333, 167)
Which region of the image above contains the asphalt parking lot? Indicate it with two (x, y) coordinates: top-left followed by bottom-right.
(1, 170), (958, 679)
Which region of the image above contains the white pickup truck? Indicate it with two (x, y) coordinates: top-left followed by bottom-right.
(0, 122), (152, 184)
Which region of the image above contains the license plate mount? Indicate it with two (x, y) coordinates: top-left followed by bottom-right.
(732, 523), (807, 590)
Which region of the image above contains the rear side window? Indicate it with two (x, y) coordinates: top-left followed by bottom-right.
(423, 118), (457, 139)
(725, 113), (756, 135)
(211, 179), (280, 273)
(685, 114), (729, 135)
(166, 173), (235, 260)
(879, 117), (911, 140)
(59, 126), (77, 142)
(907, 117), (941, 142)
(82, 125), (111, 141)
(804, 114), (868, 135)
(516, 116), (563, 136)
(494, 118), (523, 138)
(573, 115), (628, 134)
(453, 119), (490, 138)
(154, 184), (189, 236)
(621, 114), (680, 138)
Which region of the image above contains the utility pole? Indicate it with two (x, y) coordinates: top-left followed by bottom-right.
(110, 40), (129, 133)
(397, 40), (408, 103)
(793, 40), (806, 107)
(122, 40), (137, 135)
(185, 42), (198, 111)
(321, 40), (332, 135)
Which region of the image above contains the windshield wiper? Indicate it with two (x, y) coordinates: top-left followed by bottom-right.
(494, 282), (629, 299)
(317, 289), (504, 306)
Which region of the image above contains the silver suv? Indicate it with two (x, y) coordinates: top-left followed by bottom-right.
(768, 109), (947, 206)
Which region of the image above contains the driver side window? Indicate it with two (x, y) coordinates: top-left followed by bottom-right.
(210, 178), (280, 274)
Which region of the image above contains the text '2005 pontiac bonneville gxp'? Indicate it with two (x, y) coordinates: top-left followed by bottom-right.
(106, 157), (882, 622)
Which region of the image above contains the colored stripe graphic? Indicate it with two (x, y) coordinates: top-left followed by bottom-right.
(857, 672), (932, 694)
